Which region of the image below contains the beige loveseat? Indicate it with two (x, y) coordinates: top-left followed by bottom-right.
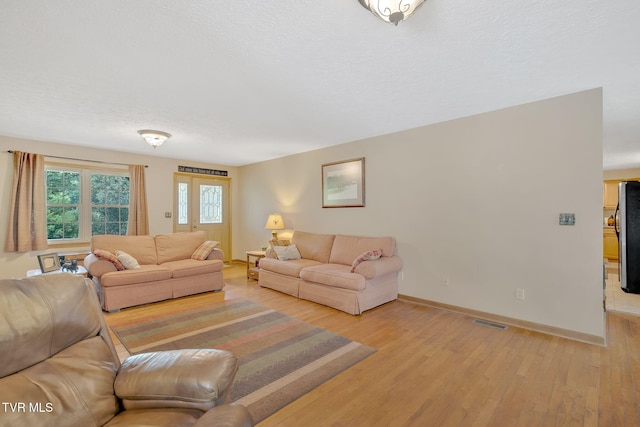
(84, 231), (224, 312)
(258, 231), (403, 315)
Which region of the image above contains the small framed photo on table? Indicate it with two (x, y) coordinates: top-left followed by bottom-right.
(38, 253), (61, 273)
(322, 157), (365, 208)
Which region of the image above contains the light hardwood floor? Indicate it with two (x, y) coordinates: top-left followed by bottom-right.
(104, 264), (640, 426)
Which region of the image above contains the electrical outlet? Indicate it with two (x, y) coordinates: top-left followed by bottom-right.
(441, 277), (449, 287)
(559, 213), (575, 226)
(516, 288), (525, 300)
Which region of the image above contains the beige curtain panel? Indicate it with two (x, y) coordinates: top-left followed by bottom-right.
(5, 151), (48, 252)
(127, 164), (149, 236)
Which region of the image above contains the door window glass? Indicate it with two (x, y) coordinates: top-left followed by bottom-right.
(200, 184), (222, 224)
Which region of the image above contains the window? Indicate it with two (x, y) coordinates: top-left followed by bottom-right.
(46, 165), (129, 242)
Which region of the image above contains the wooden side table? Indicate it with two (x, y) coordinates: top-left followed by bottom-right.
(246, 250), (266, 280)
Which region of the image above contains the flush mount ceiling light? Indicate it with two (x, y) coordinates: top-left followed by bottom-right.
(358, 0), (426, 26)
(137, 129), (172, 148)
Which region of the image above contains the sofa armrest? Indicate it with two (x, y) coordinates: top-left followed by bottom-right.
(83, 253), (117, 277)
(354, 255), (403, 279)
(207, 248), (224, 261)
(193, 403), (254, 427)
(115, 349), (238, 412)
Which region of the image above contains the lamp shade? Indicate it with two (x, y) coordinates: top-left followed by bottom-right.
(357, 0), (426, 26)
(265, 213), (285, 239)
(265, 214), (285, 230)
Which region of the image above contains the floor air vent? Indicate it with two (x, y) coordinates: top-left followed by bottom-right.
(473, 319), (508, 330)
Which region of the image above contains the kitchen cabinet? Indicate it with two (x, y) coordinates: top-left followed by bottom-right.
(603, 228), (618, 260)
(603, 180), (619, 209)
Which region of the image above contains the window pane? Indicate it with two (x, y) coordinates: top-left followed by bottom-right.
(106, 207), (119, 222)
(92, 221), (105, 235)
(47, 170), (63, 187)
(45, 170), (80, 240)
(178, 182), (188, 225)
(200, 185), (222, 224)
(46, 168), (129, 241)
(64, 221), (79, 239)
(47, 187), (65, 204)
(47, 223), (64, 240)
(62, 207), (79, 223)
(91, 173), (129, 236)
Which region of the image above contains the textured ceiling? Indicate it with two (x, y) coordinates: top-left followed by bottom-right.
(1, 0), (638, 168)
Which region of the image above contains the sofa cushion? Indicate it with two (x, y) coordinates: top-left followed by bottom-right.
(292, 231), (335, 263)
(329, 235), (396, 266)
(94, 248), (126, 271)
(0, 274), (103, 378)
(191, 240), (220, 260)
(156, 231), (207, 264)
(350, 249), (382, 273)
(162, 259), (224, 278)
(116, 250), (141, 270)
(101, 265), (173, 287)
(0, 336), (119, 426)
(299, 264), (366, 291)
(273, 244), (302, 260)
(92, 235), (158, 265)
(259, 258), (323, 277)
(104, 408), (203, 426)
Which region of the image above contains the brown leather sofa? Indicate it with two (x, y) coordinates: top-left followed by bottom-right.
(0, 273), (254, 427)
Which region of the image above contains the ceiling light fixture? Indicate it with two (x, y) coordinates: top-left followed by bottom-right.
(137, 129), (172, 148)
(357, 0), (426, 26)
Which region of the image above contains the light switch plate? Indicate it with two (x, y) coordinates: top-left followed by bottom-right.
(559, 213), (575, 226)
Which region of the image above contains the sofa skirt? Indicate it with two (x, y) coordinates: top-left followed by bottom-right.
(98, 272), (224, 311)
(258, 270), (300, 297)
(298, 273), (399, 315)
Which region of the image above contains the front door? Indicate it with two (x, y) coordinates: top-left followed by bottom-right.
(174, 174), (231, 262)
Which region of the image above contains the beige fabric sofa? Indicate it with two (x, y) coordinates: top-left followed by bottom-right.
(0, 273), (253, 427)
(258, 231), (403, 315)
(84, 231), (224, 311)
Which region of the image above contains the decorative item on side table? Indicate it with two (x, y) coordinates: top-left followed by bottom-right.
(37, 252), (61, 273)
(246, 250), (266, 280)
(322, 157), (365, 208)
(61, 259), (79, 272)
(264, 213), (285, 239)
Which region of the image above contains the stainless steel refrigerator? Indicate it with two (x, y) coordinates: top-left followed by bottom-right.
(615, 181), (640, 293)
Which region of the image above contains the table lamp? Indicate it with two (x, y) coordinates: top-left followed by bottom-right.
(265, 213), (285, 240)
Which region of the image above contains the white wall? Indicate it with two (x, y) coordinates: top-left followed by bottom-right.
(237, 89), (605, 339)
(0, 89), (604, 339)
(0, 136), (239, 279)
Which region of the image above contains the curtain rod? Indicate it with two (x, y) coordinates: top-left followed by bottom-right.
(6, 150), (148, 168)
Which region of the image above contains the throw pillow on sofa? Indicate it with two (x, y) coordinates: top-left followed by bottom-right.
(191, 240), (220, 260)
(94, 249), (125, 271)
(115, 250), (140, 270)
(273, 244), (301, 261)
(350, 249), (383, 273)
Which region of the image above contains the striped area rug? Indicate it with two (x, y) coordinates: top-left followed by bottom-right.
(110, 298), (376, 423)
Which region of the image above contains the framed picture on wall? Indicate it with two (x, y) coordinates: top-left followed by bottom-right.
(322, 157), (365, 208)
(38, 252), (61, 273)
